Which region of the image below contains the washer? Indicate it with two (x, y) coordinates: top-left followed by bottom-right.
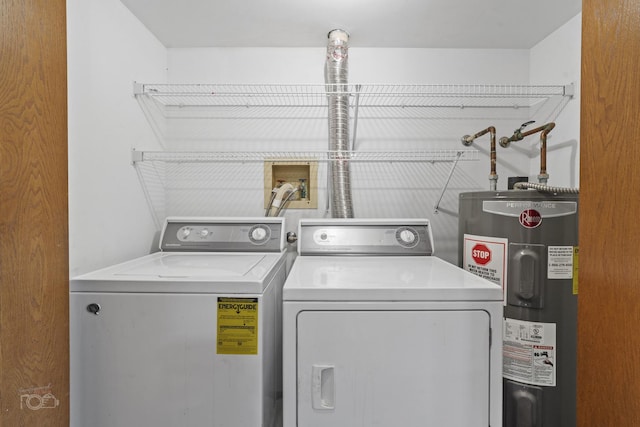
(282, 219), (503, 427)
(70, 217), (287, 427)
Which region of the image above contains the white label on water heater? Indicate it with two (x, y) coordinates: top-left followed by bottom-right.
(463, 234), (508, 305)
(503, 318), (557, 387)
(548, 246), (575, 279)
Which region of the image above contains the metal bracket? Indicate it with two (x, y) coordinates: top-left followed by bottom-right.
(563, 82), (575, 98)
(133, 81), (144, 96)
(131, 148), (144, 164)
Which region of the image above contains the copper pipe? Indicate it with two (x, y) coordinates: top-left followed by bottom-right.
(461, 126), (497, 189)
(539, 122), (555, 181)
(499, 121), (555, 184)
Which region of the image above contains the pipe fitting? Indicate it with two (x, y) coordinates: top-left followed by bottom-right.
(500, 120), (535, 146)
(489, 175), (498, 191)
(461, 135), (474, 146)
(461, 126), (497, 189)
(537, 173), (550, 185)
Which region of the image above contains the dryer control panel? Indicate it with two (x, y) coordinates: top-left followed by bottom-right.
(298, 219), (434, 256)
(160, 217), (285, 252)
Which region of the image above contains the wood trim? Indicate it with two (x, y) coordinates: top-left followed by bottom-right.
(0, 0), (69, 425)
(579, 0), (640, 425)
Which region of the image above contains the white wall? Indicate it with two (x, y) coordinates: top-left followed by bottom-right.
(529, 13), (582, 188)
(67, 0), (167, 276)
(67, 9), (582, 272)
(167, 48), (529, 85)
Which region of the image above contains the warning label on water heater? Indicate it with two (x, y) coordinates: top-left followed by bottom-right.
(548, 245), (575, 279)
(503, 318), (557, 387)
(217, 297), (259, 355)
(463, 234), (508, 304)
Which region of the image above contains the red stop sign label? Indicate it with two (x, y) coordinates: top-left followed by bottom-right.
(471, 244), (492, 265)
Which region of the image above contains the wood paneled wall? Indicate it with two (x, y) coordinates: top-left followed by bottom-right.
(0, 0), (69, 426)
(579, 0), (640, 425)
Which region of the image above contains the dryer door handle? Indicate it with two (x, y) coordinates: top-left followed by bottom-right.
(311, 365), (335, 410)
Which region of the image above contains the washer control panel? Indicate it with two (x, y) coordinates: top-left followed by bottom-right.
(160, 218), (284, 252)
(299, 219), (433, 255)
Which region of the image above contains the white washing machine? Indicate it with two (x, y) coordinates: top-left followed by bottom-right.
(282, 219), (503, 427)
(70, 217), (288, 427)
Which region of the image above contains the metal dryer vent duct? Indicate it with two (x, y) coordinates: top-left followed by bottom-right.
(325, 29), (354, 218)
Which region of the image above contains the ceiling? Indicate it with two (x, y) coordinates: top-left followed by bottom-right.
(120, 0), (581, 49)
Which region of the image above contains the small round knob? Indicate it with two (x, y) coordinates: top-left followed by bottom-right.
(200, 229), (210, 237)
(180, 228), (191, 238)
(87, 303), (101, 315)
(399, 230), (416, 244)
(251, 227), (267, 241)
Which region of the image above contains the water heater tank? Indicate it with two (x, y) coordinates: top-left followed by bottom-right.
(458, 190), (578, 427)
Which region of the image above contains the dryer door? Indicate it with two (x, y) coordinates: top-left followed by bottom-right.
(296, 310), (491, 427)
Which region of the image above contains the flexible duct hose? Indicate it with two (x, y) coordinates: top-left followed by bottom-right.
(514, 182), (579, 194)
(325, 29), (354, 218)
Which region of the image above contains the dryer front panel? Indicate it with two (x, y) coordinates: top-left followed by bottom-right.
(295, 310), (491, 427)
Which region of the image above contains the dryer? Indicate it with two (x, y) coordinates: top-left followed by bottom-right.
(282, 219), (503, 427)
(70, 217), (287, 427)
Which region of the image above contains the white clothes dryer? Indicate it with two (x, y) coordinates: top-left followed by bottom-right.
(70, 217), (287, 427)
(282, 219), (503, 427)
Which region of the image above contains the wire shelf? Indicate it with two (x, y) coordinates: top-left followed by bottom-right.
(135, 83), (572, 110)
(132, 149), (479, 164)
(131, 82), (574, 228)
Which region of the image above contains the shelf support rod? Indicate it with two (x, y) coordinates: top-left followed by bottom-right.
(433, 151), (463, 213)
(350, 84), (361, 151)
(325, 156), (332, 215)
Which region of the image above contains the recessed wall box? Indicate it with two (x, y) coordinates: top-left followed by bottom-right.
(264, 160), (318, 210)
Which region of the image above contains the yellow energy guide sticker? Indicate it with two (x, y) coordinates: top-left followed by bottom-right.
(217, 297), (259, 355)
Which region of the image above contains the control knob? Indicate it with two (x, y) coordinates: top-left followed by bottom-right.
(396, 227), (419, 248)
(251, 227), (267, 241)
(399, 230), (416, 244)
(249, 225), (271, 244)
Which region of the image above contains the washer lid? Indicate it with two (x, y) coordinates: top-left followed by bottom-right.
(115, 253), (265, 277)
(283, 256), (502, 301)
(70, 252), (286, 293)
